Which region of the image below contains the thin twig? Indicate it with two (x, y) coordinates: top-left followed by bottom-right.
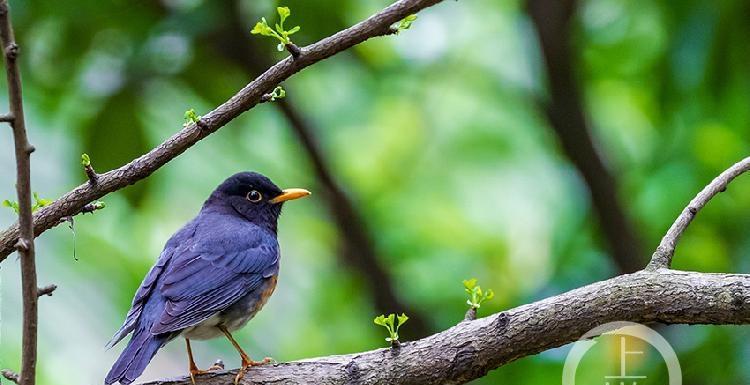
(284, 43), (301, 59)
(84, 164), (98, 185)
(1, 369), (20, 384)
(36, 284), (57, 297)
(647, 156), (750, 270)
(0, 2), (38, 385)
(0, 112), (12, 122)
(0, 0), (446, 263)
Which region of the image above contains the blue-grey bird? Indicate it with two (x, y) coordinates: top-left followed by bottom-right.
(105, 172), (310, 385)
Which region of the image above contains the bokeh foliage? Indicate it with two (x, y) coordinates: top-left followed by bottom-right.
(1, 0), (749, 383)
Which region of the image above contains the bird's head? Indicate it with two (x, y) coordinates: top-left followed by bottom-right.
(206, 171), (310, 230)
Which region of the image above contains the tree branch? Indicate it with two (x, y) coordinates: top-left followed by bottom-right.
(648, 156), (750, 269)
(527, 0), (643, 273)
(138, 270), (750, 385)
(0, 1), (38, 384)
(0, 0), (446, 263)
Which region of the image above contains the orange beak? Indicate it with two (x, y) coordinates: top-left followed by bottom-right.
(269, 188), (311, 204)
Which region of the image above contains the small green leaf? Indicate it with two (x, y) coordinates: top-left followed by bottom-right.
(397, 14), (418, 31)
(387, 313), (395, 328)
(277, 6), (291, 21)
(253, 7), (299, 48)
(268, 86), (286, 101)
(463, 278), (477, 290)
(287, 26), (300, 35)
(2, 199), (19, 214)
(374, 315), (387, 326)
(183, 108), (202, 127)
(397, 313), (409, 329)
(81, 153), (91, 167)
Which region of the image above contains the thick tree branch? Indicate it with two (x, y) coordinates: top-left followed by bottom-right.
(0, 1), (38, 385)
(527, 0), (643, 273)
(138, 270), (750, 385)
(0, 0), (445, 263)
(648, 156), (750, 269)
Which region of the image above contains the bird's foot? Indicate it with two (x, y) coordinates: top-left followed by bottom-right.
(189, 361), (224, 385)
(233, 357), (272, 385)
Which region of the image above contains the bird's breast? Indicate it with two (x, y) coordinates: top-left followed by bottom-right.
(220, 275), (278, 332)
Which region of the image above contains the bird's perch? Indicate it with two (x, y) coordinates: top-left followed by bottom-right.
(140, 270), (750, 385)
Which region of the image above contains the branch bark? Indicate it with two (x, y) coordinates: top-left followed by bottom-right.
(138, 269), (750, 385)
(0, 0), (446, 263)
(0, 1), (38, 384)
(527, 0), (644, 273)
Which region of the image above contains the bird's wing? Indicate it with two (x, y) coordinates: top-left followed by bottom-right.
(106, 220), (197, 348)
(149, 222), (279, 335)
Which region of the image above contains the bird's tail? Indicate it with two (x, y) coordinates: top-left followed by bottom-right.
(105, 327), (167, 385)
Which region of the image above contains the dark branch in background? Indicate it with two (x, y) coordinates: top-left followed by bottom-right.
(277, 101), (434, 336)
(136, 156), (750, 385)
(201, 1), (431, 338)
(527, 0), (643, 273)
(648, 156), (750, 269)
(0, 0), (447, 263)
(0, 1), (38, 385)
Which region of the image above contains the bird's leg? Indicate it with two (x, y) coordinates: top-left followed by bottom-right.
(186, 338), (223, 385)
(218, 326), (271, 385)
(186, 338), (203, 385)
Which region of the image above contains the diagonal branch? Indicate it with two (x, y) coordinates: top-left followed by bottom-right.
(0, 1), (38, 384)
(527, 0), (643, 273)
(0, 0), (446, 263)
(648, 156), (750, 269)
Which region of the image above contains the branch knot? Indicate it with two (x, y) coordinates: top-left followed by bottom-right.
(4, 42), (17, 60)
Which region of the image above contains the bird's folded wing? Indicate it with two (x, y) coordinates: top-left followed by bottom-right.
(150, 227), (279, 335)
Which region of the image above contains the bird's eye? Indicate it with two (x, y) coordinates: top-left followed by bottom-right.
(246, 190), (262, 203)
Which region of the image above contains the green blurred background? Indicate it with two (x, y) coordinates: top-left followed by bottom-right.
(1, 0), (750, 384)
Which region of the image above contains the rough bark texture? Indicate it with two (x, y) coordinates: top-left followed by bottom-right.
(138, 270), (750, 385)
(0, 1), (38, 384)
(0, 0), (445, 263)
(527, 0), (643, 273)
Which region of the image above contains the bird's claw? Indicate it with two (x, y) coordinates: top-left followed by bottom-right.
(189, 361), (224, 385)
(233, 357), (273, 385)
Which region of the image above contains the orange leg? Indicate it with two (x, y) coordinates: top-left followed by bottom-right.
(217, 326), (271, 384)
(186, 338), (223, 385)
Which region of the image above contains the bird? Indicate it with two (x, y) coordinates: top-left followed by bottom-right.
(105, 172), (310, 385)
